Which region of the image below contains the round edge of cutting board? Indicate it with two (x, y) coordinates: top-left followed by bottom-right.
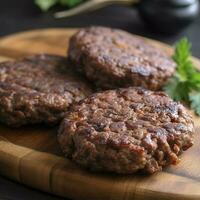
(0, 27), (176, 59)
(0, 27), (199, 67)
(0, 28), (200, 200)
(0, 28), (77, 41)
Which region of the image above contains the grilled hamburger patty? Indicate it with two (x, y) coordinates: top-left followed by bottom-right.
(68, 26), (176, 90)
(0, 54), (92, 127)
(58, 87), (194, 174)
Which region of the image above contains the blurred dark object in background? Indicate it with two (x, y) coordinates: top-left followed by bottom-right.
(0, 0), (199, 57)
(52, 0), (199, 35)
(138, 0), (199, 34)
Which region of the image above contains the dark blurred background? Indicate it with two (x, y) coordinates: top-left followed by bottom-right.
(0, 0), (200, 199)
(0, 0), (200, 57)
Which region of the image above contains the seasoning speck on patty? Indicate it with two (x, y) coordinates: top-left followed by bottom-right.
(0, 54), (92, 127)
(58, 87), (194, 174)
(68, 26), (176, 90)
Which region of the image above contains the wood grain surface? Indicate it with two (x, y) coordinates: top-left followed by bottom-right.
(0, 28), (200, 200)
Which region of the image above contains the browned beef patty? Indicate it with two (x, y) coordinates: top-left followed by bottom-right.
(68, 26), (176, 90)
(0, 54), (92, 127)
(58, 87), (194, 174)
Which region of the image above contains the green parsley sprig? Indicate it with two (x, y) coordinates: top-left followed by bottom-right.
(35, 0), (83, 12)
(164, 38), (200, 116)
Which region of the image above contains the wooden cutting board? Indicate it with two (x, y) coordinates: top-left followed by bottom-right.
(0, 28), (200, 200)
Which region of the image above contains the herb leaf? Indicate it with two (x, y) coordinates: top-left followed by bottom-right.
(163, 76), (189, 102)
(164, 38), (200, 116)
(173, 38), (196, 81)
(35, 0), (58, 12)
(35, 0), (82, 11)
(189, 91), (200, 115)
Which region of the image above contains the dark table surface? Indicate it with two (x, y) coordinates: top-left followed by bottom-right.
(0, 0), (200, 199)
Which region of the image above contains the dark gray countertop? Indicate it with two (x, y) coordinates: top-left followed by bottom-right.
(0, 0), (199, 199)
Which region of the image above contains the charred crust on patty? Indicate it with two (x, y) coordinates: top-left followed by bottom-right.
(68, 26), (176, 90)
(58, 87), (194, 174)
(0, 54), (92, 127)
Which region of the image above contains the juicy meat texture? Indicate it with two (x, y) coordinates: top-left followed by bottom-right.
(0, 54), (92, 127)
(58, 87), (194, 174)
(68, 26), (176, 90)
